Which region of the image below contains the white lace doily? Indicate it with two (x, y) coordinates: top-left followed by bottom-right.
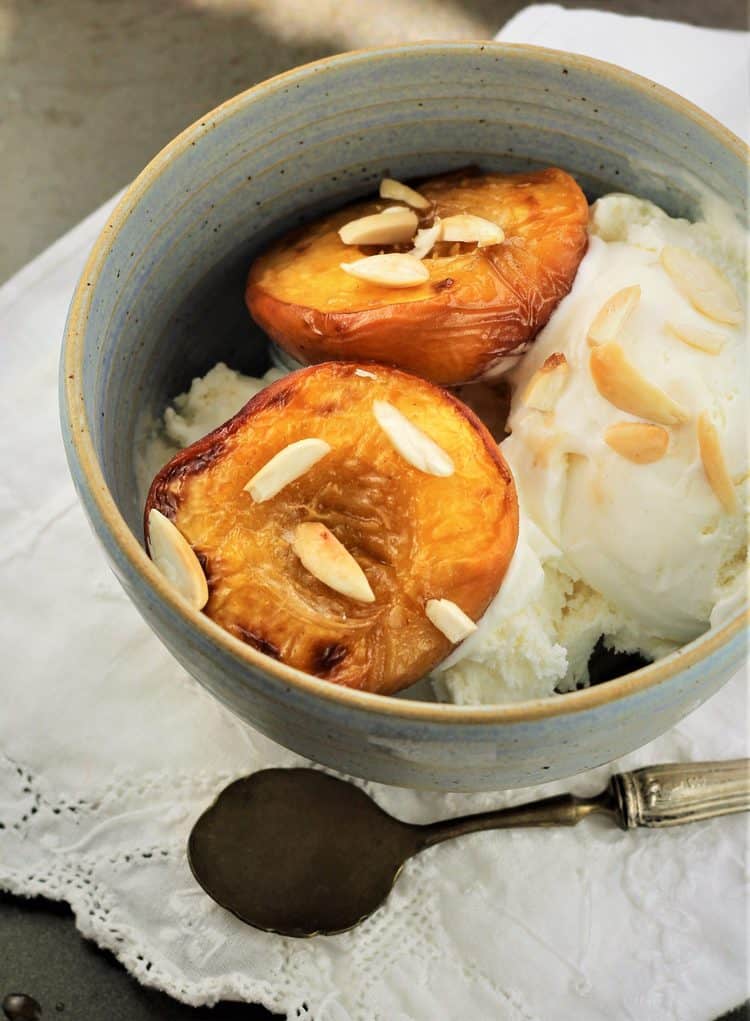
(1, 9), (748, 1020)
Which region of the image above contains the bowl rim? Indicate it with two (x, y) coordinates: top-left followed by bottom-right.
(63, 39), (749, 726)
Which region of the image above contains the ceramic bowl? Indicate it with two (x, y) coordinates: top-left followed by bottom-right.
(61, 42), (748, 791)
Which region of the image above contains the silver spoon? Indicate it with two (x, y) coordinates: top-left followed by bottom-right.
(188, 759), (749, 938)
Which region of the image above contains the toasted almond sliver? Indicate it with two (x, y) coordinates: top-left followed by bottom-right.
(409, 219), (442, 260)
(339, 208), (418, 246)
(604, 422), (669, 464)
(666, 321), (726, 355)
(379, 177), (431, 210)
(292, 522), (375, 603)
(354, 368), (377, 379)
(341, 253), (429, 288)
(697, 412), (738, 513)
(587, 285), (641, 345)
(373, 400), (454, 476)
(244, 438), (331, 503)
(147, 508), (209, 610)
(660, 245), (742, 325)
(524, 352), (569, 411)
(441, 214), (505, 248)
(425, 598), (477, 643)
(589, 343), (688, 426)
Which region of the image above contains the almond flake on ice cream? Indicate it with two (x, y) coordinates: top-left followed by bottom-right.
(589, 342), (688, 425)
(666, 321), (726, 355)
(587, 284), (641, 345)
(523, 352), (569, 411)
(604, 421), (669, 464)
(696, 411), (738, 513)
(660, 245), (742, 325)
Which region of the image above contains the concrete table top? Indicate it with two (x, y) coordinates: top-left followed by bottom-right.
(0, 0), (743, 282)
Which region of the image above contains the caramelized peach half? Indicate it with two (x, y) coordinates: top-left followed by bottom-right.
(245, 168), (589, 386)
(145, 362), (518, 694)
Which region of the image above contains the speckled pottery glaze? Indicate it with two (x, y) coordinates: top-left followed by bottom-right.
(61, 43), (748, 792)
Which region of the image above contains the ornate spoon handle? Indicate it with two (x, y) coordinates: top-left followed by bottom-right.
(609, 759), (750, 829)
(417, 759), (750, 849)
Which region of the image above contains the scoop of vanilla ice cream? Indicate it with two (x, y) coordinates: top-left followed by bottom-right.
(440, 193), (748, 704)
(136, 363), (285, 500)
(164, 362), (286, 448)
(434, 509), (665, 703)
(508, 194), (747, 640)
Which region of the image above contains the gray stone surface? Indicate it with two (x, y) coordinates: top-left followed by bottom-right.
(0, 1), (745, 1018)
(0, 0), (745, 282)
(0, 892), (278, 1019)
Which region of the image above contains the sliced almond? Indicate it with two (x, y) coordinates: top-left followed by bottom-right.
(526, 425), (560, 470)
(291, 522), (375, 603)
(666, 321), (726, 355)
(589, 343), (688, 426)
(409, 219), (442, 260)
(425, 598), (477, 643)
(523, 352), (569, 411)
(338, 208), (418, 246)
(660, 245), (742, 325)
(354, 368), (377, 379)
(604, 422), (669, 464)
(147, 508), (209, 610)
(243, 438), (331, 503)
(379, 177), (431, 210)
(697, 412), (738, 513)
(587, 285), (641, 345)
(373, 400), (454, 476)
(441, 214), (505, 248)
(341, 253), (429, 288)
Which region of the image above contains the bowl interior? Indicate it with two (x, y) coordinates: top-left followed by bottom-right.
(77, 42), (746, 570)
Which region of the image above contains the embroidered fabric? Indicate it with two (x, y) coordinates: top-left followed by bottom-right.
(1, 10), (747, 1019)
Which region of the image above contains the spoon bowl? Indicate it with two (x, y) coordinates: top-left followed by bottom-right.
(188, 769), (418, 937)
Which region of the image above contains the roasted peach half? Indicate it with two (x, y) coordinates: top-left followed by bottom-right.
(245, 168), (589, 386)
(145, 362), (518, 695)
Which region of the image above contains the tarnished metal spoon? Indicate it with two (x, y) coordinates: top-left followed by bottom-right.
(188, 760), (749, 938)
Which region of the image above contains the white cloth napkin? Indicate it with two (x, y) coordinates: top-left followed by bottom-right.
(0, 8), (747, 1021)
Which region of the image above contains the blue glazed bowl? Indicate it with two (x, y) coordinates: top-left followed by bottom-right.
(61, 42), (748, 791)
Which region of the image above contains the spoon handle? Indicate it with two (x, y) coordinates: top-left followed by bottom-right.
(416, 792), (612, 849)
(609, 758), (750, 829)
(416, 759), (750, 849)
